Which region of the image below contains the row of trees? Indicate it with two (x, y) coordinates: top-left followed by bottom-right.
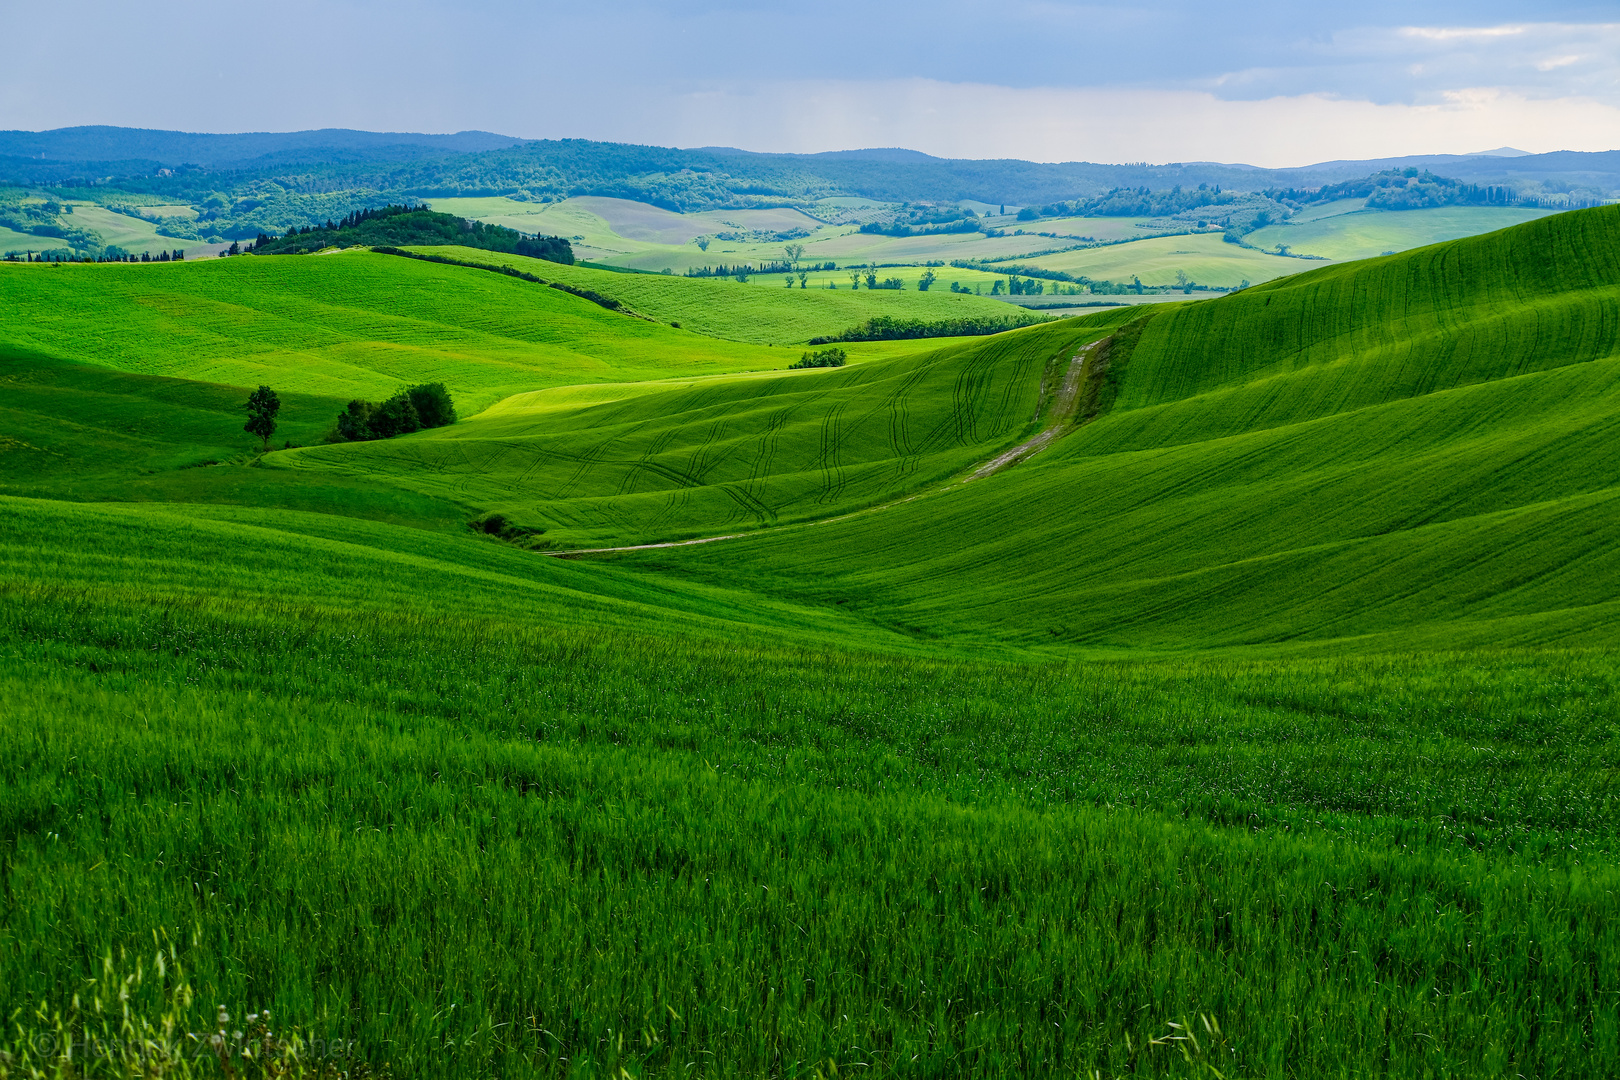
(847, 271), (905, 290)
(684, 261), (805, 279)
(1013, 184), (1233, 222)
(4, 248), (186, 263)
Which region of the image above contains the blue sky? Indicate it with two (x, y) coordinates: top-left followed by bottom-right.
(4, 1), (1617, 165)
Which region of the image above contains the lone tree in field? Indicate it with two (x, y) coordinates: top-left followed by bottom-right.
(784, 243), (805, 268)
(244, 385), (281, 451)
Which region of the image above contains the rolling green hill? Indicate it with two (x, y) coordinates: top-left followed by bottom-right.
(634, 206), (1620, 652)
(2, 205), (1618, 1079)
(275, 318), (1107, 545)
(405, 245), (1045, 344)
(0, 254), (789, 411)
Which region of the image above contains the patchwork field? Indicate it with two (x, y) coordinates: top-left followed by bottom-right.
(431, 193), (1579, 300)
(1018, 231), (1312, 287)
(1248, 202), (1556, 261)
(63, 202), (201, 255)
(406, 245), (1038, 344)
(2, 206), (1619, 1078)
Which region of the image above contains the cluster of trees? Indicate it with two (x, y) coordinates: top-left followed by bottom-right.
(240, 382), (457, 453)
(846, 271), (905, 290)
(330, 383), (457, 442)
(1013, 184), (1237, 222)
(1265, 170), (1485, 210)
(990, 274), (1046, 296)
(788, 347), (847, 370)
(861, 203), (995, 238)
(252, 205), (573, 263)
(860, 218), (981, 238)
(1262, 169), (1610, 212)
(808, 310), (1048, 345)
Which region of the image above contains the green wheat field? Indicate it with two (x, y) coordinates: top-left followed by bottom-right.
(2, 205), (1619, 1078)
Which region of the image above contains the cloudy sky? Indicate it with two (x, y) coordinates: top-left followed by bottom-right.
(5, 1), (1618, 165)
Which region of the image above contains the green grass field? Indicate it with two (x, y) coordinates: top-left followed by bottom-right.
(1248, 202), (1556, 262)
(2, 207), (1619, 1078)
(274, 319), (1108, 546)
(0, 223), (57, 255)
(638, 208), (1620, 650)
(0, 253), (797, 411)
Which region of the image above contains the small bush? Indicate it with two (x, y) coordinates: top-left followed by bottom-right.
(470, 512), (547, 545)
(789, 347), (847, 370)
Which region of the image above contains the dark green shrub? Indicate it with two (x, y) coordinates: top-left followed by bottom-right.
(334, 399), (375, 441)
(370, 393), (421, 438)
(329, 385), (455, 443)
(406, 382), (457, 428)
(789, 347), (847, 370)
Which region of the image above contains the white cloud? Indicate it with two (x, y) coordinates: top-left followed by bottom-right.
(1401, 25), (1530, 43)
(642, 79), (1620, 166)
(1289, 21), (1620, 106)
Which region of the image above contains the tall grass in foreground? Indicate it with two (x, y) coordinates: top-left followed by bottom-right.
(2, 579), (1616, 1077)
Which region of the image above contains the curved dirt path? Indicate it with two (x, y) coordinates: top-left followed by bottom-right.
(966, 339), (1098, 480)
(545, 341), (1101, 558)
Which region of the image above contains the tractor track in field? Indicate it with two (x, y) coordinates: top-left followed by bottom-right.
(882, 361), (933, 479)
(815, 403), (849, 504)
(966, 338), (1101, 481)
(546, 339), (1105, 559)
(618, 422), (682, 496)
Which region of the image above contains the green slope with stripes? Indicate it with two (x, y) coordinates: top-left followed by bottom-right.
(1, 208), (1618, 1077)
(629, 205), (1620, 651)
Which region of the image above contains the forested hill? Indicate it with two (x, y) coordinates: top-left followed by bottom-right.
(0, 126), (522, 168)
(251, 205), (573, 262)
(6, 127), (1618, 213)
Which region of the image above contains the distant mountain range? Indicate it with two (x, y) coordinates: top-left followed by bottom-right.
(2, 126), (1614, 214)
(0, 126), (523, 168)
